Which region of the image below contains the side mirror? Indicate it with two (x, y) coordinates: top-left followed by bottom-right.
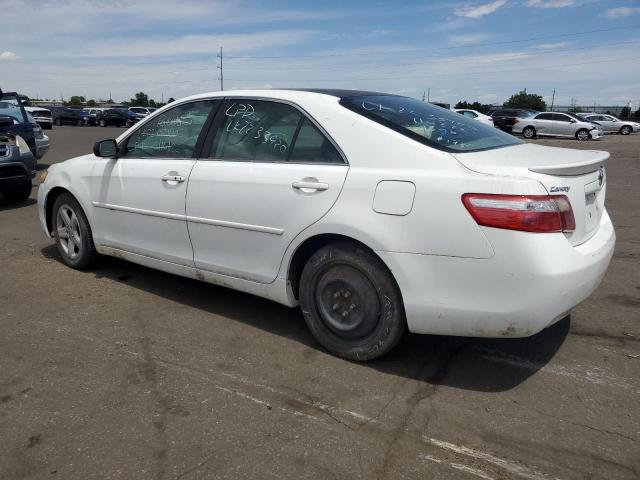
(93, 139), (118, 158)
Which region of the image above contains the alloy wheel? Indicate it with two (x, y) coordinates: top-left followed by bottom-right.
(56, 205), (82, 259)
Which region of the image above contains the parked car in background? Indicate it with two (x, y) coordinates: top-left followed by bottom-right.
(125, 109), (145, 127)
(454, 109), (494, 127)
(26, 113), (49, 159)
(490, 108), (538, 132)
(96, 109), (129, 127)
(580, 113), (640, 135)
(0, 91), (38, 156)
(512, 112), (603, 141)
(0, 115), (35, 201)
(38, 89), (615, 361)
(49, 106), (84, 126)
(25, 106), (53, 130)
(128, 106), (154, 117)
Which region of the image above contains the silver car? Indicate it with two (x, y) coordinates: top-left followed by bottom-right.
(581, 113), (640, 135)
(512, 112), (603, 141)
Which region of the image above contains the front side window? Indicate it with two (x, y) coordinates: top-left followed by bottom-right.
(553, 114), (571, 122)
(121, 100), (216, 158)
(535, 113), (554, 121)
(341, 95), (521, 152)
(211, 100), (343, 163)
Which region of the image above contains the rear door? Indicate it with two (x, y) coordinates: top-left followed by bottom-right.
(186, 98), (349, 283)
(533, 113), (555, 135)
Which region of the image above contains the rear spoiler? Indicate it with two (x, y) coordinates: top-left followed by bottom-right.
(529, 151), (609, 176)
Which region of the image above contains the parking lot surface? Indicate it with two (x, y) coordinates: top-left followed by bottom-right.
(1, 127), (639, 480)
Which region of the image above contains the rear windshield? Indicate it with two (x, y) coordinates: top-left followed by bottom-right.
(340, 95), (521, 153)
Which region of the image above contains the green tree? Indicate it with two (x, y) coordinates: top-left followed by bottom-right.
(149, 99), (157, 108)
(503, 90), (546, 111)
(620, 106), (631, 118)
(128, 91), (149, 107)
(167, 97), (175, 104)
(86, 99), (97, 107)
(68, 95), (86, 106)
(455, 100), (494, 115)
(634, 108), (640, 119)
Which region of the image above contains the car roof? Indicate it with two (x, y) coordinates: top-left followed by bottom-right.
(174, 88), (396, 105)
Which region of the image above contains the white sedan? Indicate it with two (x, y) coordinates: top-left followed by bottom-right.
(37, 89), (615, 361)
(454, 108), (495, 127)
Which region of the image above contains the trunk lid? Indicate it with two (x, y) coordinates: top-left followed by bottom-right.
(453, 143), (608, 246)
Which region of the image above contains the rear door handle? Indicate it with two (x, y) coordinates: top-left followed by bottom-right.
(292, 180), (329, 192)
(161, 174), (185, 183)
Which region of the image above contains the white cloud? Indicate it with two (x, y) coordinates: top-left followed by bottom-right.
(536, 42), (570, 49)
(454, 0), (507, 19)
(606, 7), (640, 18)
(525, 0), (575, 8)
(449, 33), (492, 46)
(0, 51), (19, 61)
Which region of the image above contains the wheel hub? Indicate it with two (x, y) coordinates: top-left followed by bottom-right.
(316, 266), (380, 339)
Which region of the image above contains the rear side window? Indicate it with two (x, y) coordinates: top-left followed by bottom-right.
(121, 100), (217, 158)
(211, 100), (343, 163)
(341, 95), (521, 153)
(552, 114), (571, 122)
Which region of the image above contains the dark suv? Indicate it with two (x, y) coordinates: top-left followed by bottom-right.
(490, 108), (538, 133)
(0, 115), (35, 201)
(49, 106), (84, 126)
(0, 90), (37, 156)
(96, 108), (130, 127)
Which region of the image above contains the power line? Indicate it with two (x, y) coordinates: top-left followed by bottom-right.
(225, 24), (640, 60)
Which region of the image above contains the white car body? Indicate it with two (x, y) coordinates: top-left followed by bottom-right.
(581, 113), (640, 134)
(454, 109), (495, 127)
(37, 89), (615, 343)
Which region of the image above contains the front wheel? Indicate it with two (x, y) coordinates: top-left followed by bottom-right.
(52, 193), (98, 269)
(620, 125), (632, 135)
(99, 119), (106, 127)
(576, 129), (590, 141)
(522, 126), (536, 139)
(299, 243), (406, 361)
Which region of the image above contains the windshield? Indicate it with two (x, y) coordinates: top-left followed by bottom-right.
(0, 93), (28, 123)
(340, 95), (522, 152)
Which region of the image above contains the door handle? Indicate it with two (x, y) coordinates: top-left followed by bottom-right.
(161, 174), (185, 183)
(292, 180), (329, 192)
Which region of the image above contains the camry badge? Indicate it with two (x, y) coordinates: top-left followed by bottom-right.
(550, 186), (570, 193)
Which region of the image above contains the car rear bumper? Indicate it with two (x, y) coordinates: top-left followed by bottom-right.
(378, 210), (615, 338)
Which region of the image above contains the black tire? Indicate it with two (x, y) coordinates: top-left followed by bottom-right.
(76, 119), (83, 127)
(99, 119), (106, 127)
(620, 125), (632, 135)
(43, 124), (52, 130)
(2, 179), (32, 202)
(299, 242), (406, 361)
(54, 118), (61, 126)
(52, 193), (98, 270)
(576, 129), (590, 141)
(522, 126), (536, 139)
(125, 119), (133, 128)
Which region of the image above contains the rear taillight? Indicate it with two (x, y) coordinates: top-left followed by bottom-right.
(462, 194), (575, 233)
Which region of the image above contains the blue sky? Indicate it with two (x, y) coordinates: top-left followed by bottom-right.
(1, 0), (639, 108)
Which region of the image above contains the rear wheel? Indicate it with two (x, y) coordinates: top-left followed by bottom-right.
(125, 119), (133, 128)
(54, 118), (61, 126)
(52, 193), (98, 269)
(620, 125), (632, 135)
(1, 180), (32, 202)
(99, 119), (106, 127)
(76, 119), (83, 127)
(576, 129), (590, 141)
(522, 126), (536, 139)
(299, 242), (406, 361)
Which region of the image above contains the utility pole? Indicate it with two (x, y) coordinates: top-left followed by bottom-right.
(427, 88), (430, 102)
(550, 89), (555, 111)
(217, 47), (224, 91)
(422, 91), (425, 102)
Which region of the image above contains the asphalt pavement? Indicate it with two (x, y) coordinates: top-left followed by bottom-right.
(1, 126), (639, 479)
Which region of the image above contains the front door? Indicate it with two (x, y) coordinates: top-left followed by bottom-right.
(186, 99), (349, 283)
(89, 100), (219, 266)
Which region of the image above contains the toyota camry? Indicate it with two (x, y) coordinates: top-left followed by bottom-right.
(37, 89), (615, 360)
